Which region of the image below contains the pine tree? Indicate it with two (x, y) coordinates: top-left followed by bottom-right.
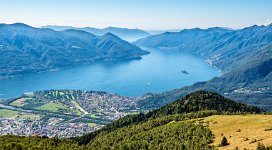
(219, 136), (229, 146)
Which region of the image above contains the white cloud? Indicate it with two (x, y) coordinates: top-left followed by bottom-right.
(259, 19), (272, 26)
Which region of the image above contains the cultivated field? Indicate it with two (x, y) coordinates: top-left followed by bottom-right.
(0, 109), (18, 118)
(10, 98), (28, 107)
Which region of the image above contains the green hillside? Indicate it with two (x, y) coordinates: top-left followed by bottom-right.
(0, 91), (268, 150)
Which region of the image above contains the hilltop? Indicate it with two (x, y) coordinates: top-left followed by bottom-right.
(73, 91), (261, 145)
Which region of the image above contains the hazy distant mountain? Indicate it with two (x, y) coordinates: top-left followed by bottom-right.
(146, 29), (182, 35)
(41, 25), (151, 42)
(146, 27), (233, 35)
(0, 23), (149, 79)
(135, 24), (272, 111)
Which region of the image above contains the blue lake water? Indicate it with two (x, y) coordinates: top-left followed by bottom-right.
(0, 48), (220, 99)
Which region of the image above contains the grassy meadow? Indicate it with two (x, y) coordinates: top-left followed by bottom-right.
(204, 115), (272, 150)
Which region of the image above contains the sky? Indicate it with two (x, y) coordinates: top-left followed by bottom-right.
(0, 0), (271, 30)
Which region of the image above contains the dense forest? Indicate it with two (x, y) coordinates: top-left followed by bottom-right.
(0, 91), (265, 149)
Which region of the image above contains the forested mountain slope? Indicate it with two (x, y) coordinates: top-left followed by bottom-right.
(135, 24), (272, 111)
(135, 24), (272, 72)
(0, 23), (149, 79)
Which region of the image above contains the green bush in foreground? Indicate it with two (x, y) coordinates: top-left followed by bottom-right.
(0, 136), (84, 150)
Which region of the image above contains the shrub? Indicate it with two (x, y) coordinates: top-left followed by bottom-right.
(219, 136), (229, 146)
(256, 142), (265, 150)
(250, 139), (257, 144)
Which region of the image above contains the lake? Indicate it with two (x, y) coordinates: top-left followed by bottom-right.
(0, 48), (220, 99)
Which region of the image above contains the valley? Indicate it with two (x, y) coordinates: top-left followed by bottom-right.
(1, 0), (271, 149)
(0, 24), (271, 142)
